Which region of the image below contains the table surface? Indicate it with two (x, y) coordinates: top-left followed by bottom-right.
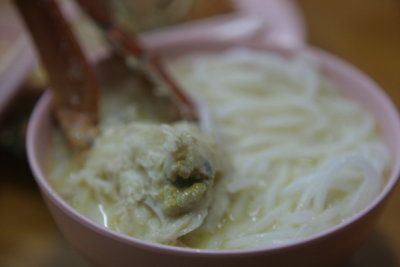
(1, 0), (400, 266)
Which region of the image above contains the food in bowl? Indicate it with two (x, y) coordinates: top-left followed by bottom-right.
(47, 48), (390, 250)
(48, 71), (229, 245)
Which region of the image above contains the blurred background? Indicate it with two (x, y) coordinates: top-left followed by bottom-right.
(0, 0), (399, 266)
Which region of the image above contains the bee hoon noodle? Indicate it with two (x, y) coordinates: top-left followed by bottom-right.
(49, 48), (390, 250)
(166, 48), (389, 249)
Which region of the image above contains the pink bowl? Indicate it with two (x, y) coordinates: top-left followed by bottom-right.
(0, 2), (37, 119)
(27, 38), (400, 266)
(25, 0), (399, 266)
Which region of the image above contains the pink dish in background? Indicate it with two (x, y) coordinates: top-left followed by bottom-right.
(25, 0), (400, 266)
(0, 0), (89, 120)
(141, 0), (305, 51)
(0, 1), (36, 119)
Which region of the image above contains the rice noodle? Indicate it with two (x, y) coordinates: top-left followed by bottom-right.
(168, 48), (390, 249)
(49, 47), (390, 250)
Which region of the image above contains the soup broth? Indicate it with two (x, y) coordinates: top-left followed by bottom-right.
(48, 48), (390, 249)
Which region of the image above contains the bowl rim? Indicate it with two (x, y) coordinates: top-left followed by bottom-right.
(27, 41), (400, 257)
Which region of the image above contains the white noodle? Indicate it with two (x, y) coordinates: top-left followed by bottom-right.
(166, 48), (390, 249)
(49, 48), (389, 250)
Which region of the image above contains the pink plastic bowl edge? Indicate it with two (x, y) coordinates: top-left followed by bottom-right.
(26, 41), (400, 267)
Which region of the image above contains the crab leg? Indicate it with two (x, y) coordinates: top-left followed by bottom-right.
(14, 0), (99, 150)
(76, 0), (198, 121)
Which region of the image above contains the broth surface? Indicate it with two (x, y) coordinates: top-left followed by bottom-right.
(49, 48), (390, 249)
